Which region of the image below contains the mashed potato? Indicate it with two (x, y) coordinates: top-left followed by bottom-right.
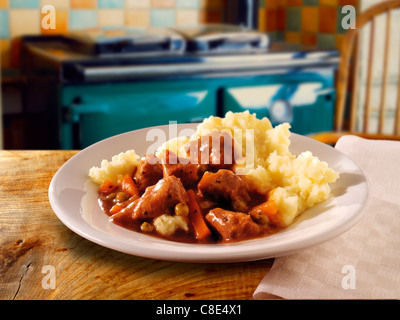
(192, 111), (339, 226)
(88, 149), (140, 185)
(89, 111), (339, 228)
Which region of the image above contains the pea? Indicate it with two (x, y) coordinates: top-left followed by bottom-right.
(175, 203), (189, 216)
(140, 222), (154, 233)
(106, 192), (116, 200)
(115, 192), (129, 202)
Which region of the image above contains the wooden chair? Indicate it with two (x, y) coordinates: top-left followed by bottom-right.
(311, 0), (400, 144)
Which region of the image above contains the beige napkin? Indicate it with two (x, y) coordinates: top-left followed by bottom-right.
(253, 135), (400, 299)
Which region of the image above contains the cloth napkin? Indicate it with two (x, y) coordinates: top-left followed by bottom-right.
(253, 135), (400, 299)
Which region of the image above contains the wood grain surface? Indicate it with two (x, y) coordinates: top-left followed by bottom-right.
(0, 150), (273, 300)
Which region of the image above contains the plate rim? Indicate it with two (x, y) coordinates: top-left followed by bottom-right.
(48, 124), (370, 263)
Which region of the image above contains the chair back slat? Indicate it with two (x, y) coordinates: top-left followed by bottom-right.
(349, 33), (361, 132)
(312, 1), (400, 144)
(378, 10), (392, 134)
(363, 17), (375, 133)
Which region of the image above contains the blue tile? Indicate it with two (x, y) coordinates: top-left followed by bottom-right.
(176, 0), (199, 9)
(69, 10), (98, 30)
(150, 9), (176, 28)
(98, 0), (125, 8)
(10, 0), (40, 8)
(0, 10), (9, 38)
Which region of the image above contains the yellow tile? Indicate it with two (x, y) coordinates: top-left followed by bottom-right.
(301, 7), (318, 33)
(126, 0), (151, 8)
(70, 0), (96, 9)
(98, 9), (125, 27)
(9, 10), (40, 38)
(41, 9), (68, 35)
(176, 9), (199, 26)
(265, 0), (277, 8)
(151, 0), (175, 8)
(320, 0), (338, 5)
(258, 8), (266, 32)
(0, 0), (9, 9)
(40, 0), (69, 9)
(125, 9), (150, 27)
(285, 31), (300, 44)
(0, 39), (10, 68)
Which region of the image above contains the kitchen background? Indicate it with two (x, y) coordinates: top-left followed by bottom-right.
(2, 0), (397, 150)
(0, 0), (358, 70)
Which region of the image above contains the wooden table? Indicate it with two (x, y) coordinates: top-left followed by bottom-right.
(0, 150), (273, 300)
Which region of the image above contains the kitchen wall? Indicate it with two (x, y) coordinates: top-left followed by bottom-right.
(0, 0), (358, 70)
(0, 0), (226, 69)
(258, 0), (359, 48)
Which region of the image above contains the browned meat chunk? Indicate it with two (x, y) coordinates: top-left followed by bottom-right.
(159, 150), (198, 189)
(197, 169), (251, 212)
(119, 175), (188, 221)
(185, 131), (239, 171)
(133, 154), (163, 193)
(205, 208), (263, 242)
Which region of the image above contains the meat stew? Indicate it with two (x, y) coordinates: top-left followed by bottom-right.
(97, 132), (282, 244)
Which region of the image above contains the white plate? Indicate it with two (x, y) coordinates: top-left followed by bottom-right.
(49, 124), (369, 263)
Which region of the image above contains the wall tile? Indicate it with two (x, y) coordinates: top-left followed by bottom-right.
(287, 0), (302, 6)
(320, 0), (337, 6)
(150, 8), (175, 27)
(337, 5), (352, 33)
(98, 9), (124, 26)
(0, 9), (9, 38)
(319, 6), (337, 33)
(40, 0), (69, 10)
(0, 0), (9, 8)
(338, 0), (357, 5)
(69, 9), (98, 30)
(301, 32), (316, 46)
(0, 39), (10, 67)
(176, 0), (198, 9)
(303, 0), (319, 5)
(70, 0), (97, 9)
(176, 8), (198, 25)
(285, 31), (300, 43)
(258, 8), (266, 31)
(125, 0), (150, 8)
(276, 6), (286, 31)
(199, 0), (223, 9)
(198, 9), (222, 23)
(301, 6), (318, 32)
(41, 8), (68, 34)
(10, 0), (39, 8)
(286, 7), (301, 31)
(9, 9), (40, 37)
(125, 9), (150, 27)
(98, 0), (124, 8)
(266, 8), (277, 31)
(265, 0), (277, 8)
(317, 32), (335, 48)
(151, 0), (175, 8)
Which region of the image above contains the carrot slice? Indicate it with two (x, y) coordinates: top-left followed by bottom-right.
(187, 189), (212, 241)
(98, 180), (117, 195)
(121, 175), (140, 197)
(249, 199), (278, 219)
(110, 203), (124, 215)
